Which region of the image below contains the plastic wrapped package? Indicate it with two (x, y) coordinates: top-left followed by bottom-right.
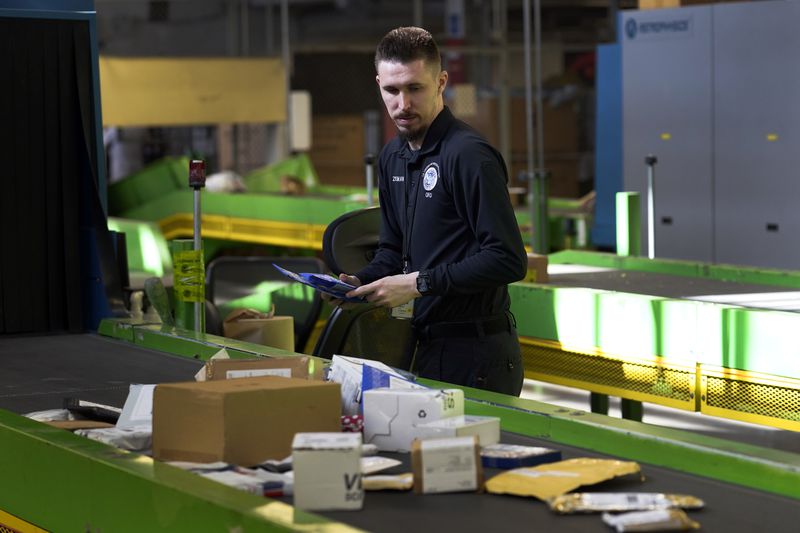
(549, 492), (704, 514)
(602, 509), (701, 532)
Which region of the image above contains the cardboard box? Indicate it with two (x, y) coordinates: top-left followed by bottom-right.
(309, 114), (364, 165)
(46, 420), (115, 430)
(203, 356), (311, 381)
(510, 98), (579, 155)
(639, 0), (716, 9)
(362, 388), (464, 452)
(412, 436), (483, 494)
(313, 162), (364, 187)
(223, 310), (294, 352)
(414, 415), (501, 446)
(525, 253), (549, 283)
(152, 377), (342, 465)
(292, 432), (363, 511)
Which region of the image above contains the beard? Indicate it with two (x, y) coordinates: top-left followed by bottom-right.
(396, 123), (428, 147)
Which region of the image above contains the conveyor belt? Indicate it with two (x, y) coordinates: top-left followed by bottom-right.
(0, 334), (202, 414)
(308, 430), (797, 533)
(549, 264), (800, 310)
(0, 333), (796, 532)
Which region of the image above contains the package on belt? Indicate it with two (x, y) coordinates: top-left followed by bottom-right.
(199, 355), (312, 381)
(411, 436), (483, 494)
(328, 355), (425, 416)
(292, 432), (363, 511)
(414, 415), (500, 446)
(222, 308), (294, 352)
(152, 377), (341, 465)
(363, 388), (464, 452)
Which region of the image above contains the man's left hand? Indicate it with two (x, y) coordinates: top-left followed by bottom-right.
(348, 272), (420, 308)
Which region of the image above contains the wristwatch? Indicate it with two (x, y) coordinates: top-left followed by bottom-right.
(416, 270), (433, 295)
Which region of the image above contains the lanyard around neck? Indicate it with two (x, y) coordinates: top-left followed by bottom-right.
(402, 158), (422, 274)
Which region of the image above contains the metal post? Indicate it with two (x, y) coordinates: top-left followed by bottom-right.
(645, 154), (657, 259)
(281, 0), (291, 157)
(364, 154), (375, 207)
(534, 0), (544, 175)
(413, 0), (423, 27)
(264, 0), (274, 55)
(621, 399), (644, 422)
(523, 0), (536, 251)
(590, 392), (609, 415)
(240, 0), (249, 57)
(192, 190), (202, 329)
(496, 0), (510, 172)
(189, 160), (207, 333)
(523, 0), (548, 254)
(535, 169), (550, 254)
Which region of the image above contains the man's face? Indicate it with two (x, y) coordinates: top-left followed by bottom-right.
(376, 59), (447, 149)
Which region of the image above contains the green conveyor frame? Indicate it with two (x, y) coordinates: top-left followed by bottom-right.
(107, 156), (590, 251)
(512, 250), (800, 430)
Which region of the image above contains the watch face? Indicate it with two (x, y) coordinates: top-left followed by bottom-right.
(417, 275), (430, 294)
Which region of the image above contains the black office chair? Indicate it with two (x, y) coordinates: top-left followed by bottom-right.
(206, 256), (326, 353)
(322, 206), (381, 276)
(313, 207), (415, 370)
(205, 299), (223, 337)
(313, 304), (415, 370)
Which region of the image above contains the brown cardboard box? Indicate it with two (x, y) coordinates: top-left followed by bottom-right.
(510, 98), (580, 155)
(465, 97), (580, 156)
(223, 309), (295, 352)
(525, 253), (549, 283)
(309, 114), (364, 165)
(152, 377), (342, 465)
(639, 0), (716, 8)
(203, 356), (312, 381)
(46, 420), (115, 430)
(313, 162), (364, 187)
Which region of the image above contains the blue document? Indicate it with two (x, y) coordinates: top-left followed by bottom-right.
(273, 263), (366, 303)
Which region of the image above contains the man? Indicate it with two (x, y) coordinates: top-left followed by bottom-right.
(341, 26), (528, 396)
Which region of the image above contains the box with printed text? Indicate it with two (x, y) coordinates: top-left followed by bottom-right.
(202, 356), (313, 381)
(292, 432), (363, 511)
(362, 388), (464, 452)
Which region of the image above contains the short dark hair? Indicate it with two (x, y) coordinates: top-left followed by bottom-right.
(374, 26), (441, 72)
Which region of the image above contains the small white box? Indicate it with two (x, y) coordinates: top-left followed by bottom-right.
(414, 415), (500, 446)
(363, 388), (464, 452)
(292, 432), (363, 511)
(412, 436), (483, 494)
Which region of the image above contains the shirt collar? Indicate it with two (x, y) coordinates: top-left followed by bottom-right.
(399, 106), (455, 162)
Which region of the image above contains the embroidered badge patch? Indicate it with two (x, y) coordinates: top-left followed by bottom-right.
(423, 162), (439, 191)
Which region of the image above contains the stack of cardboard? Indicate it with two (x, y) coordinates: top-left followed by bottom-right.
(308, 114), (365, 186)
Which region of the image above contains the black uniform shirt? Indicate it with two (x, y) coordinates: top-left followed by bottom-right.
(356, 106), (527, 327)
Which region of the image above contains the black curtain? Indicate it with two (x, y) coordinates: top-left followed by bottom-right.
(0, 17), (99, 334)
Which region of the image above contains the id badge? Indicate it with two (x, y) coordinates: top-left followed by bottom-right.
(391, 299), (414, 320)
